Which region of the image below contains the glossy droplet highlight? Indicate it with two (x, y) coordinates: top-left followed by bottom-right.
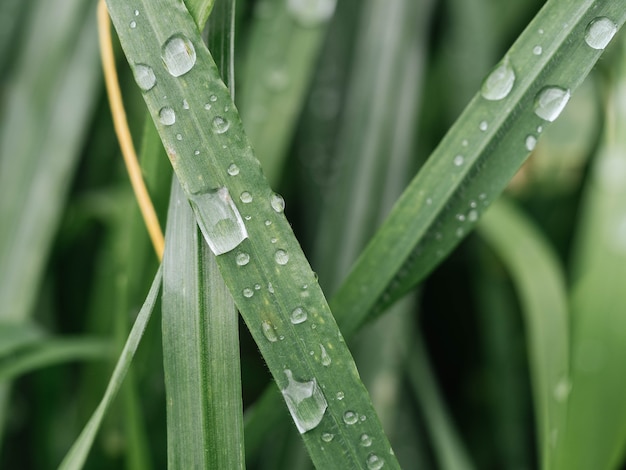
(227, 163), (239, 176)
(321, 432), (334, 443)
(534, 86), (570, 122)
(525, 135), (537, 151)
(453, 155), (464, 166)
(130, 20), (137, 29)
(236, 252), (250, 266)
(320, 344), (331, 366)
(281, 369), (327, 433)
(243, 288), (254, 298)
(291, 307), (308, 324)
(161, 34), (196, 77)
(481, 58), (515, 101)
(275, 249), (289, 265)
(360, 434), (372, 447)
(158, 106), (176, 126)
(133, 64), (156, 91)
(343, 411), (358, 425)
(584, 17), (617, 50)
(240, 191), (253, 203)
(479, 121), (488, 131)
(189, 187), (248, 255)
(336, 391), (344, 400)
(271, 193), (285, 213)
(261, 320), (278, 342)
(533, 45), (543, 55)
(287, 0), (336, 27)
(212, 116), (230, 134)
(366, 453), (385, 470)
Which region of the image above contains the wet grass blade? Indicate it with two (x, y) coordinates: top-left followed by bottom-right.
(330, 0), (626, 336)
(477, 198), (569, 470)
(106, 1), (399, 467)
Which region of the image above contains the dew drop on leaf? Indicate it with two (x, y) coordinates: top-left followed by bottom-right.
(525, 135), (537, 151)
(212, 116), (230, 134)
(290, 307), (308, 324)
(366, 453), (385, 470)
(336, 391), (344, 400)
(533, 45), (543, 55)
(584, 17), (617, 50)
(161, 34), (196, 77)
(534, 86), (570, 122)
(227, 163), (239, 176)
(320, 344), (331, 366)
(235, 252), (250, 266)
(243, 287), (254, 298)
(271, 193), (286, 213)
(481, 58), (515, 101)
(479, 121), (488, 131)
(133, 64), (156, 91)
(158, 106), (176, 126)
(240, 191), (253, 203)
(275, 249), (289, 265)
(281, 369), (328, 433)
(130, 20), (136, 29)
(321, 432), (334, 443)
(360, 433), (372, 447)
(261, 320), (278, 342)
(343, 410), (358, 425)
(453, 155), (464, 166)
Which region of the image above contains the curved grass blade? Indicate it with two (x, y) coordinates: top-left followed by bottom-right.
(58, 267), (162, 470)
(0, 322), (45, 358)
(330, 0), (626, 336)
(106, 1), (400, 467)
(185, 0), (214, 31)
(477, 198), (569, 470)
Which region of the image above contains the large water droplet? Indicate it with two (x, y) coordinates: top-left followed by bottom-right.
(240, 191), (253, 203)
(189, 187), (248, 255)
(534, 86), (570, 122)
(320, 344), (331, 366)
(481, 58), (516, 101)
(158, 106), (176, 126)
(343, 411), (358, 425)
(287, 0), (336, 27)
(366, 453), (385, 470)
(281, 369), (328, 433)
(271, 193), (285, 213)
(236, 252), (250, 266)
(261, 320), (278, 342)
(133, 64), (156, 91)
(275, 249), (289, 265)
(212, 116), (230, 134)
(161, 34), (196, 77)
(360, 433), (372, 447)
(291, 307), (308, 324)
(584, 17), (617, 50)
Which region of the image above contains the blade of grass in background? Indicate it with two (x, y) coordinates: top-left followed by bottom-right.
(330, 0), (626, 337)
(558, 36), (626, 469)
(106, 0), (400, 467)
(478, 198), (569, 469)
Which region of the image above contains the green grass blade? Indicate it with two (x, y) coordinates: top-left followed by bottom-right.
(106, 1), (399, 467)
(477, 198), (569, 470)
(330, 0), (626, 336)
(58, 267), (162, 470)
(0, 322), (45, 357)
(185, 0), (214, 30)
(558, 41), (626, 469)
(238, 0), (336, 184)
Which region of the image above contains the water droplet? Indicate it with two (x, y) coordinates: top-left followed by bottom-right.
(236, 252), (250, 266)
(281, 369), (328, 433)
(268, 282), (275, 294)
(468, 210), (479, 222)
(271, 237), (278, 244)
(453, 155), (464, 166)
(533, 45), (543, 55)
(366, 453), (384, 470)
(158, 106), (176, 126)
(133, 64), (156, 91)
(194, 150), (200, 155)
(227, 164), (239, 176)
(204, 103), (212, 110)
(209, 94), (218, 102)
(161, 34), (196, 77)
(275, 249), (289, 265)
(130, 20), (137, 28)
(537, 125), (543, 133)
(320, 344), (331, 366)
(189, 187), (248, 255)
(182, 99), (189, 109)
(265, 220), (272, 226)
(290, 307), (308, 324)
(343, 411), (358, 425)
(584, 17), (617, 50)
(360, 434), (372, 447)
(336, 391), (344, 400)
(456, 227), (464, 238)
(240, 191), (253, 203)
(481, 58), (515, 101)
(525, 135), (537, 151)
(262, 320), (278, 342)
(479, 121), (488, 131)
(456, 213), (466, 222)
(321, 432), (334, 443)
(462, 139), (468, 147)
(176, 133), (183, 140)
(212, 116), (230, 134)
(534, 86), (570, 122)
(243, 288), (254, 298)
(271, 193), (285, 213)
(538, 28), (544, 35)
(287, 0), (335, 27)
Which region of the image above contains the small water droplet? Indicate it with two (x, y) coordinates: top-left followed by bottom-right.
(534, 86), (570, 122)
(265, 220), (272, 226)
(182, 99), (189, 109)
(133, 64), (156, 91)
(481, 58), (516, 101)
(453, 155), (464, 166)
(243, 287), (254, 298)
(268, 282), (275, 294)
(538, 28), (544, 35)
(525, 135), (537, 151)
(262, 320), (278, 342)
(533, 45), (543, 55)
(176, 133), (183, 140)
(236, 252), (250, 266)
(537, 125), (543, 133)
(321, 432), (334, 443)
(360, 433), (372, 447)
(209, 94), (218, 102)
(287, 0), (335, 27)
(290, 307), (308, 324)
(343, 411), (358, 425)
(204, 103), (212, 110)
(320, 344), (331, 366)
(188, 187), (248, 255)
(275, 249), (289, 265)
(281, 369), (328, 433)
(462, 139), (469, 147)
(336, 391), (344, 400)
(271, 193), (285, 213)
(456, 213), (466, 222)
(227, 164), (239, 176)
(271, 237), (278, 244)
(240, 191), (253, 203)
(479, 193), (487, 200)
(212, 116), (230, 134)
(158, 106), (176, 126)
(194, 150), (200, 155)
(584, 17), (617, 50)
(161, 34), (196, 77)
(468, 210), (479, 222)
(130, 20), (137, 28)
(254, 284), (261, 290)
(479, 121), (488, 131)
(366, 453), (384, 470)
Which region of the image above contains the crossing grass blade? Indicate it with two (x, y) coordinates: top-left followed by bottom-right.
(329, 0), (626, 336)
(477, 198), (569, 470)
(105, 0), (400, 467)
